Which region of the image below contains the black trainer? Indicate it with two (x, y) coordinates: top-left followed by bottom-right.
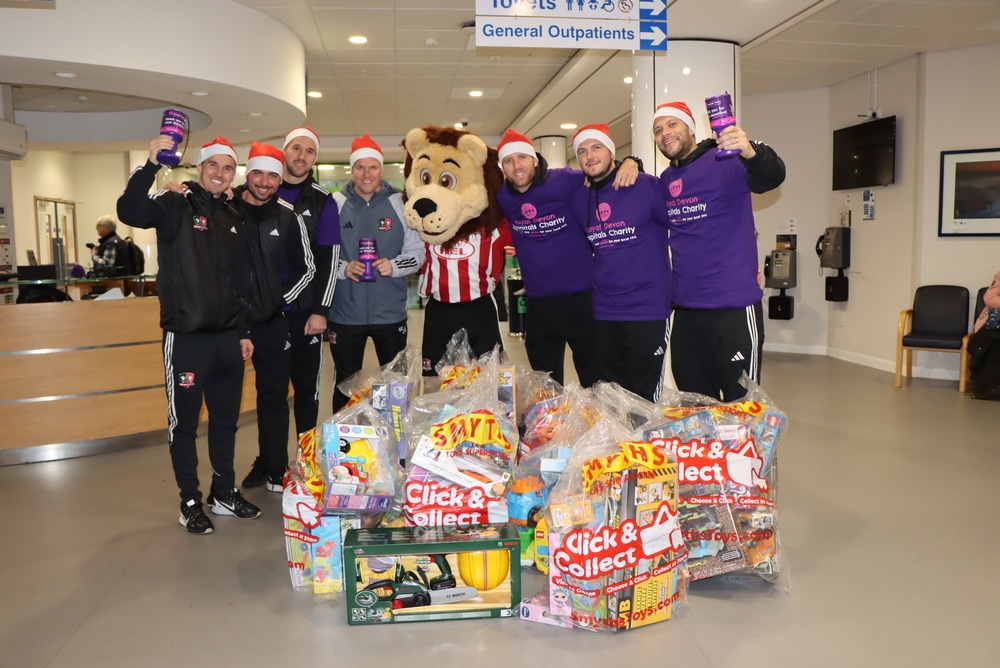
(265, 471), (285, 494)
(207, 488), (262, 519)
(242, 456), (269, 488)
(179, 499), (214, 535)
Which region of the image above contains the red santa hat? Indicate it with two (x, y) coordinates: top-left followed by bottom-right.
(245, 141), (284, 176)
(197, 137), (238, 166)
(282, 126), (320, 150)
(350, 134), (383, 167)
(497, 129), (536, 162)
(653, 101), (696, 135)
(572, 124), (615, 158)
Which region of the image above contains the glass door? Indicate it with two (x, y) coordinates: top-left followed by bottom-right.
(34, 197), (78, 267)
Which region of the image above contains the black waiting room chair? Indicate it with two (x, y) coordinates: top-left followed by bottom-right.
(895, 285), (970, 392)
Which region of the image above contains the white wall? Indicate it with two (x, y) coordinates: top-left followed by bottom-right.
(73, 152), (133, 253)
(826, 56), (922, 372)
(743, 86), (830, 355)
(10, 151), (75, 265)
(920, 42), (1000, 284)
(744, 43), (1000, 381)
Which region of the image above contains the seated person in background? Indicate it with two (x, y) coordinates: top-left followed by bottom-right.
(973, 270), (1000, 333)
(968, 269), (1000, 400)
(89, 215), (131, 276)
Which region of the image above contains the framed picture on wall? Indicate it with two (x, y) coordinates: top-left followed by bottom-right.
(938, 147), (1000, 236)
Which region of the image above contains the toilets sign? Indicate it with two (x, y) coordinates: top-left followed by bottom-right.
(475, 0), (668, 52)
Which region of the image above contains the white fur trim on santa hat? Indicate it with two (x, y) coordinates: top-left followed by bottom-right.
(350, 147), (383, 166)
(198, 140), (238, 166)
(498, 140), (534, 162)
(282, 127), (320, 150)
(350, 135), (384, 167)
(572, 127), (615, 158)
(245, 155), (283, 175)
(653, 102), (696, 135)
(497, 129), (536, 162)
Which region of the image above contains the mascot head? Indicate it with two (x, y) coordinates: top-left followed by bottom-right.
(402, 126), (504, 248)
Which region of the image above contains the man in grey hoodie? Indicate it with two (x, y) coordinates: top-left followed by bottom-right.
(329, 135), (425, 411)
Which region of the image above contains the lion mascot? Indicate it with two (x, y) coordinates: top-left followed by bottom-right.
(401, 125), (510, 376)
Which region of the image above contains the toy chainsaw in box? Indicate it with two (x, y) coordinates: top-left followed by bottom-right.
(344, 523), (521, 624)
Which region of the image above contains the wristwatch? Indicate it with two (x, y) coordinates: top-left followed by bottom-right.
(622, 155), (644, 172)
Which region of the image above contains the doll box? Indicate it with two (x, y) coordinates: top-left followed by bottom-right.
(343, 523), (521, 625)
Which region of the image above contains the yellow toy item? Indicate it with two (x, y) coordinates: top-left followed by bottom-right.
(534, 516), (549, 574)
(458, 549), (510, 591)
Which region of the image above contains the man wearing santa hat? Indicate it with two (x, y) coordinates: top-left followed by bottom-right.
(569, 123), (673, 402)
(244, 129), (338, 451)
(495, 128), (640, 387)
(117, 135), (260, 535)
(234, 141), (315, 493)
(327, 134), (424, 412)
(652, 101), (785, 401)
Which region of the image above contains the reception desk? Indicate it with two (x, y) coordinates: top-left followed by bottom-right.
(0, 298), (256, 465)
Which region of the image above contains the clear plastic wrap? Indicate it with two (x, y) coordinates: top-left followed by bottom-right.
(641, 374), (789, 587)
(401, 353), (520, 526)
(319, 401), (399, 517)
(520, 382), (608, 456)
(515, 367), (563, 430)
(432, 330), (517, 424)
(541, 420), (689, 632)
(369, 346), (422, 463)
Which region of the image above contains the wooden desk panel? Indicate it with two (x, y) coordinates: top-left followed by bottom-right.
(0, 299), (257, 458)
(0, 344), (164, 402)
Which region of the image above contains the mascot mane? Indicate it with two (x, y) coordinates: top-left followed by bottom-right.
(401, 125), (505, 250)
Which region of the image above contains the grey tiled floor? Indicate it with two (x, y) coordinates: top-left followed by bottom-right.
(2, 315), (997, 668)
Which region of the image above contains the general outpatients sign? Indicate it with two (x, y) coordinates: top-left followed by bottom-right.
(475, 0), (668, 52)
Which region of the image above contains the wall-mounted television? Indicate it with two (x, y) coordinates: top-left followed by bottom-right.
(832, 115), (896, 191)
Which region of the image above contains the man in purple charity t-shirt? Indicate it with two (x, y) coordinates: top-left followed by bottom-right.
(495, 129), (639, 387)
(653, 101), (785, 401)
(568, 123), (673, 402)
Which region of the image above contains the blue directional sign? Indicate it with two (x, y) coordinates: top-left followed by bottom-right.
(475, 0), (667, 52)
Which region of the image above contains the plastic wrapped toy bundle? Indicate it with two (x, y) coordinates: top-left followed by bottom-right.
(434, 329), (519, 425)
(541, 419), (689, 632)
(515, 368), (563, 429)
(336, 369), (380, 411)
(590, 381), (666, 433)
(433, 328), (482, 390)
(643, 376), (789, 586)
(520, 382), (609, 457)
(335, 346), (424, 419)
(319, 401), (400, 518)
(510, 388), (600, 570)
(282, 428), (363, 596)
(402, 352), (520, 526)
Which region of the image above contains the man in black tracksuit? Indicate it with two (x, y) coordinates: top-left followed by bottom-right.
(117, 135), (260, 535)
(275, 127), (340, 437)
(235, 141), (315, 493)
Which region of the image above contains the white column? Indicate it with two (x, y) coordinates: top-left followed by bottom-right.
(534, 135), (568, 168)
(632, 40), (740, 175)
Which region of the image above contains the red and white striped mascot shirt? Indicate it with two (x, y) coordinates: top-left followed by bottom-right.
(418, 225), (509, 303)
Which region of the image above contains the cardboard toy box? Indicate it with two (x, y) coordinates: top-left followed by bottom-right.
(370, 380), (411, 462)
(343, 523), (521, 625)
(284, 511), (361, 595)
